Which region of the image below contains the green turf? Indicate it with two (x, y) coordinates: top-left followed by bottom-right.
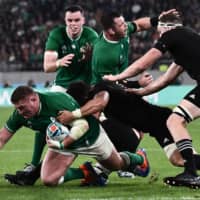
(1, 107), (200, 200)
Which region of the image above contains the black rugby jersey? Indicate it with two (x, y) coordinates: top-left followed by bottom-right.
(154, 27), (200, 82)
(92, 81), (171, 133)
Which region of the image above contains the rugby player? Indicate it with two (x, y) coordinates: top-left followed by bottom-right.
(104, 18), (200, 188)
(1, 86), (149, 186)
(13, 5), (99, 181)
(57, 80), (200, 186)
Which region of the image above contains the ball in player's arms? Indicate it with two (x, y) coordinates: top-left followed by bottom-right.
(47, 117), (70, 142)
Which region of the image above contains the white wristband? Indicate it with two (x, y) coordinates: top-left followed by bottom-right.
(72, 109), (82, 119)
(56, 60), (60, 68)
(69, 119), (89, 140)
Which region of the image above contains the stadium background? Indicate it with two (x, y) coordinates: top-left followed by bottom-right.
(0, 0), (199, 105)
(1, 2), (200, 199)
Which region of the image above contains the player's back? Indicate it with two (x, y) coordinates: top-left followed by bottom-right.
(92, 81), (171, 132)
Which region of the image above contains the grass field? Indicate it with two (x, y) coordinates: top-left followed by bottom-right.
(1, 107), (200, 200)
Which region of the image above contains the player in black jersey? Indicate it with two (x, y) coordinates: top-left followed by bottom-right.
(104, 18), (200, 188)
(58, 80), (200, 171)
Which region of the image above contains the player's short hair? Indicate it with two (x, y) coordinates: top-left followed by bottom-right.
(101, 9), (121, 30)
(65, 5), (84, 14)
(11, 86), (35, 104)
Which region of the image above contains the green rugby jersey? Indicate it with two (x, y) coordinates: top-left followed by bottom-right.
(45, 25), (98, 88)
(5, 92), (100, 149)
(92, 22), (137, 84)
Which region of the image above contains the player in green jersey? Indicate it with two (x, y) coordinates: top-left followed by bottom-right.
(90, 8), (179, 177)
(91, 8), (179, 84)
(1, 86), (149, 187)
(11, 5), (98, 180)
(43, 5), (98, 92)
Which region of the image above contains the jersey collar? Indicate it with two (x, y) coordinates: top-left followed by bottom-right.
(66, 27), (83, 41)
(103, 32), (119, 44)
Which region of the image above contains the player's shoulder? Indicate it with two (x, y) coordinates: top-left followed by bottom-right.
(39, 91), (68, 99)
(162, 27), (186, 38)
(82, 26), (98, 36)
(49, 25), (66, 36)
(92, 33), (108, 49)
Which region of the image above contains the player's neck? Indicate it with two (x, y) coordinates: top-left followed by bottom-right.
(103, 32), (119, 43)
(66, 27), (83, 40)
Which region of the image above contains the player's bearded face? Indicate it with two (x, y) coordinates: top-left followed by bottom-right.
(15, 95), (40, 119)
(65, 11), (85, 38)
(113, 16), (127, 39)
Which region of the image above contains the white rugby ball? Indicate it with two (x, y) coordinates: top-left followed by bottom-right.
(47, 121), (70, 142)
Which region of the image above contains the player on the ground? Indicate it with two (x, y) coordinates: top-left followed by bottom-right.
(1, 86), (149, 187)
(56, 80), (200, 183)
(4, 79), (148, 185)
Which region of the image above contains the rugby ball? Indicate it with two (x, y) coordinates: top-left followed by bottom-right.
(46, 121), (70, 142)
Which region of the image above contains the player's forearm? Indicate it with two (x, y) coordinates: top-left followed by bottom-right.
(134, 17), (153, 31)
(43, 60), (58, 72)
(60, 119), (89, 148)
(43, 51), (59, 72)
(0, 128), (13, 149)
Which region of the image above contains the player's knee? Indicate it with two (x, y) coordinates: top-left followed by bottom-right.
(41, 175), (58, 186)
(166, 114), (186, 131)
(166, 115), (175, 130)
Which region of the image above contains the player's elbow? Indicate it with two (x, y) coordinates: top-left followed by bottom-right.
(95, 91), (109, 109)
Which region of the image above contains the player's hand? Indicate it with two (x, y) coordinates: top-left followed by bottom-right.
(159, 9), (181, 22)
(46, 136), (62, 149)
(138, 72), (153, 87)
(57, 110), (74, 125)
(103, 74), (119, 82)
(79, 43), (93, 62)
(59, 54), (74, 67)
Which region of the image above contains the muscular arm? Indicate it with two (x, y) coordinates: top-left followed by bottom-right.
(134, 17), (152, 32)
(0, 127), (14, 149)
(126, 62), (184, 96)
(43, 51), (59, 72)
(104, 48), (162, 81)
(57, 91), (109, 124)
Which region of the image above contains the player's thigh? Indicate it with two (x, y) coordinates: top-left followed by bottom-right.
(177, 85), (200, 120)
(179, 99), (200, 119)
(101, 118), (141, 152)
(41, 149), (76, 181)
(99, 148), (123, 171)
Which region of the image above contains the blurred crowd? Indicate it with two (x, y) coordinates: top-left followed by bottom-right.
(1, 0), (200, 71)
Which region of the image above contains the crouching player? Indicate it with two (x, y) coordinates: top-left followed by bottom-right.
(1, 86), (149, 186)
